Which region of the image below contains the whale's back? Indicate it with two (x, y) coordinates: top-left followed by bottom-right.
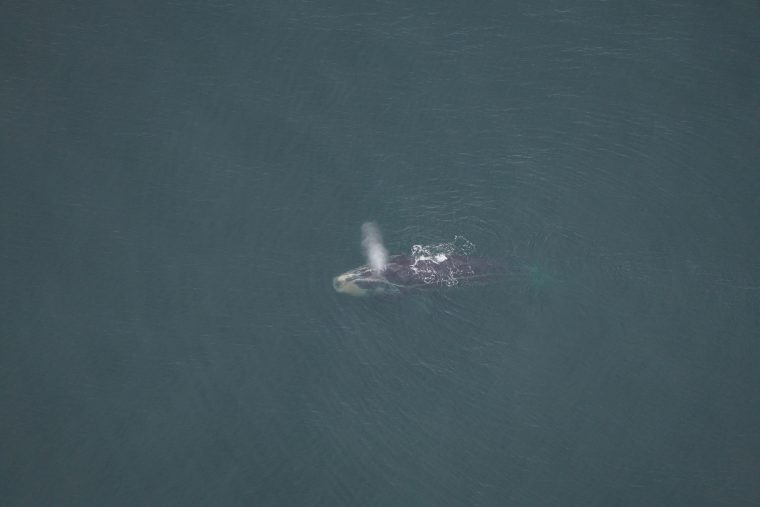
(382, 255), (508, 290)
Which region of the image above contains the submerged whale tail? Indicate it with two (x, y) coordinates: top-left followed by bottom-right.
(361, 222), (388, 275)
(527, 265), (554, 287)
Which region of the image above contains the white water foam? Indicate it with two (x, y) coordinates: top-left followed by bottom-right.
(409, 236), (476, 286)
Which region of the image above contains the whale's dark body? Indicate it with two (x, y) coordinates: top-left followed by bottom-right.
(333, 254), (509, 296)
(383, 255), (507, 288)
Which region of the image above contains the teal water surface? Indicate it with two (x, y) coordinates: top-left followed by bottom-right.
(2, 1), (759, 505)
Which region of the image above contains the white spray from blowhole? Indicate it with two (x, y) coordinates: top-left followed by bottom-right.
(361, 222), (388, 275)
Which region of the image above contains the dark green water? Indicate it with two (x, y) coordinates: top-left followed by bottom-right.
(2, 1), (759, 505)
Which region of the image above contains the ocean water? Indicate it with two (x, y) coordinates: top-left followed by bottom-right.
(2, 1), (759, 505)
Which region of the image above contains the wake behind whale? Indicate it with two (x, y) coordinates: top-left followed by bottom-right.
(333, 223), (510, 296)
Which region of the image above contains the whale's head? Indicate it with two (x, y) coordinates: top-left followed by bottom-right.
(333, 265), (401, 296)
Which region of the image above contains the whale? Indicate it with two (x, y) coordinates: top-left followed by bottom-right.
(333, 253), (508, 296)
(333, 223), (508, 296)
